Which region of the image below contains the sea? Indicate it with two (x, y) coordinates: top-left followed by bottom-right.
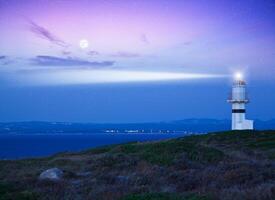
(0, 133), (187, 160)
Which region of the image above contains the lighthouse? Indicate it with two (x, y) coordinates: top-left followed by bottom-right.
(227, 73), (254, 130)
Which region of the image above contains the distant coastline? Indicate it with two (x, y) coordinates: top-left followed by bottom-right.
(1, 119), (275, 135)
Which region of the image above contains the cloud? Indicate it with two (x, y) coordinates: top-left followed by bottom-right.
(31, 56), (115, 67)
(140, 34), (149, 44)
(0, 56), (12, 65)
(87, 51), (100, 56)
(61, 51), (71, 55)
(110, 51), (140, 58)
(183, 41), (192, 46)
(28, 20), (68, 47)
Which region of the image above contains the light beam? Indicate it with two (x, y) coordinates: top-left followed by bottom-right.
(12, 69), (226, 86)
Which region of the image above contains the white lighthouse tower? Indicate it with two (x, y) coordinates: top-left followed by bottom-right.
(227, 73), (253, 130)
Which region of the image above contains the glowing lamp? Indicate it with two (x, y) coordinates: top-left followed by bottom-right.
(234, 72), (243, 80)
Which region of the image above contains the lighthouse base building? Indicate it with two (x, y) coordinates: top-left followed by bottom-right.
(231, 112), (253, 130)
(228, 76), (253, 130)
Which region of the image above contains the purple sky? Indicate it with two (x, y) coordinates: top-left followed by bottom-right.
(0, 0), (275, 122)
(1, 0), (274, 77)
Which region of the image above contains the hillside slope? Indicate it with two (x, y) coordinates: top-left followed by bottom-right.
(0, 131), (275, 200)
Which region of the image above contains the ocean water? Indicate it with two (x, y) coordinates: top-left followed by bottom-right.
(0, 133), (186, 159)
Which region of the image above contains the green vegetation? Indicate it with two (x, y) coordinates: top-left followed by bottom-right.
(121, 193), (209, 200)
(112, 139), (224, 165)
(0, 130), (274, 200)
(204, 130), (275, 147)
(0, 182), (37, 200)
(204, 130), (275, 159)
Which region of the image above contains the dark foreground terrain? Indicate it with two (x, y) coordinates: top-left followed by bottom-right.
(0, 130), (275, 200)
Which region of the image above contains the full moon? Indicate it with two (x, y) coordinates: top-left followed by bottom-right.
(79, 39), (89, 49)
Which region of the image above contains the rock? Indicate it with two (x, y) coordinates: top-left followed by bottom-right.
(39, 168), (63, 181)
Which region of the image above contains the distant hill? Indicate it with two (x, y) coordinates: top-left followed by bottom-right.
(0, 119), (275, 134)
(0, 130), (274, 200)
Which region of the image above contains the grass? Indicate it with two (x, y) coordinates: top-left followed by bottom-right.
(120, 193), (210, 200)
(105, 130), (275, 165)
(203, 130), (275, 160)
(205, 130), (275, 145)
(0, 130), (274, 200)
(110, 138), (225, 166)
(0, 182), (37, 200)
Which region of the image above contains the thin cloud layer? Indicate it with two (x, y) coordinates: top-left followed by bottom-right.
(140, 34), (149, 44)
(62, 51), (71, 55)
(31, 56), (115, 67)
(183, 41), (192, 46)
(87, 51), (100, 56)
(0, 56), (12, 66)
(111, 52), (140, 58)
(28, 20), (68, 47)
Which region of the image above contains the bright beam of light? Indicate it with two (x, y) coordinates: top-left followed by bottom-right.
(10, 69), (226, 86)
(234, 72), (243, 80)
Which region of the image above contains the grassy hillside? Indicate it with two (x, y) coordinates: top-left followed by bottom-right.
(0, 130), (275, 200)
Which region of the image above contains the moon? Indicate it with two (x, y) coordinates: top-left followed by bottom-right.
(79, 39), (89, 49)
